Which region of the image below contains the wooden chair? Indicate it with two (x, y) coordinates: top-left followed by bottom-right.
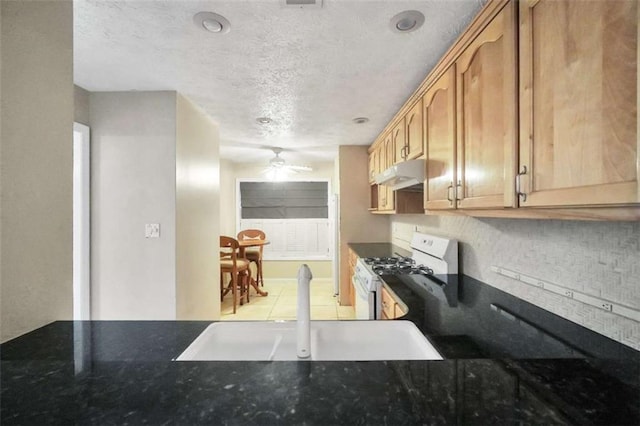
(237, 229), (266, 287)
(220, 236), (251, 314)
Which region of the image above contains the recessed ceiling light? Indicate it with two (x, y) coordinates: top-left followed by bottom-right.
(193, 12), (231, 34)
(202, 19), (223, 33)
(256, 117), (272, 124)
(389, 10), (425, 33)
(353, 117), (369, 124)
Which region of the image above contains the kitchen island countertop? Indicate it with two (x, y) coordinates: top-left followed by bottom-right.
(1, 242), (638, 424)
(2, 320), (639, 425)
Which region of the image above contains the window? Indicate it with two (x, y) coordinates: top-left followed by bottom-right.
(237, 180), (333, 260)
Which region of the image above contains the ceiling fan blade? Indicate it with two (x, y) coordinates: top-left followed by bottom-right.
(286, 165), (313, 172)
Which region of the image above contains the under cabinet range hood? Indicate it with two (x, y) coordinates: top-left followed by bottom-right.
(375, 159), (425, 191)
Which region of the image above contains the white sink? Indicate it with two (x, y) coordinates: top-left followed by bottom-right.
(176, 320), (442, 361)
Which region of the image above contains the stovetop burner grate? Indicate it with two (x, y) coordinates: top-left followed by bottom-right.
(370, 263), (434, 277)
(364, 256), (415, 266)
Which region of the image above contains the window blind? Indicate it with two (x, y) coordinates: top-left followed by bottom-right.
(240, 181), (328, 219)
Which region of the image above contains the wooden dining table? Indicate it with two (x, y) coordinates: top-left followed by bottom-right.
(237, 239), (269, 297)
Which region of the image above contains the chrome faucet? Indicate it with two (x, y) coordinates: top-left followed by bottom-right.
(297, 264), (312, 359)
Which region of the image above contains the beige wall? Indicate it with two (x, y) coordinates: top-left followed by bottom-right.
(220, 160), (335, 279)
(262, 260), (333, 281)
(1, 0), (74, 342)
(175, 95), (220, 320)
(337, 146), (389, 305)
(74, 85), (90, 126)
(90, 91), (177, 320)
(219, 159), (236, 236)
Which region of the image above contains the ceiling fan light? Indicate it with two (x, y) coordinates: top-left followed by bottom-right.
(266, 167), (288, 181)
(270, 157), (285, 167)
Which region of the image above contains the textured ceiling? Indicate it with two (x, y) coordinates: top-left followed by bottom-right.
(74, 0), (483, 165)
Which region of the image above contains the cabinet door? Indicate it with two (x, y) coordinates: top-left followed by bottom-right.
(405, 100), (424, 160)
(394, 302), (406, 318)
(348, 249), (357, 307)
(384, 136), (396, 210)
(381, 286), (395, 319)
(518, 0), (638, 207)
(392, 119), (406, 164)
(368, 151), (373, 183)
(378, 135), (390, 209)
(424, 66), (457, 210)
(455, 1), (517, 209)
(368, 150), (377, 183)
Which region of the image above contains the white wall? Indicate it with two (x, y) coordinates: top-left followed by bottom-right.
(391, 215), (640, 351)
(90, 92), (177, 320)
(74, 85), (90, 126)
(1, 0), (74, 342)
(219, 159), (236, 236)
(176, 95), (220, 320)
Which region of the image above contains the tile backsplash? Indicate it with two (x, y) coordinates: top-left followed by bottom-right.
(391, 215), (640, 351)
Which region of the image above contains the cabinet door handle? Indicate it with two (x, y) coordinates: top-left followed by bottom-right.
(516, 166), (528, 202)
(456, 180), (463, 201)
(447, 182), (454, 205)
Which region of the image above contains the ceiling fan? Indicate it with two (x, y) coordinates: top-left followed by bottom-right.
(263, 148), (312, 180)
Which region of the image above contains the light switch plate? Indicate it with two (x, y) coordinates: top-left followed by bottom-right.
(145, 223), (160, 238)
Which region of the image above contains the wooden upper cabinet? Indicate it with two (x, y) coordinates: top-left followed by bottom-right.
(455, 1), (518, 209)
(384, 136), (396, 209)
(405, 100), (424, 160)
(378, 136), (388, 209)
(376, 134), (394, 211)
(368, 148), (379, 184)
(385, 133), (394, 169)
(518, 0), (639, 207)
(391, 119), (406, 165)
(424, 66), (457, 210)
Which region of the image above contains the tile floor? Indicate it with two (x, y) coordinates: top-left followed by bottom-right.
(220, 279), (355, 321)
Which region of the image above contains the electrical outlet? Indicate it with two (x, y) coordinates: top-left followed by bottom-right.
(564, 290), (574, 298)
(145, 223), (160, 238)
(500, 269), (520, 280)
(601, 303), (613, 312)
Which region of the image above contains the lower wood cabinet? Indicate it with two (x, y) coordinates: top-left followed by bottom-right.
(381, 286), (407, 320)
(347, 248), (357, 307)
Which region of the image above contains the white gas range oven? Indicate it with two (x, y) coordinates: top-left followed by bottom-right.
(351, 232), (458, 320)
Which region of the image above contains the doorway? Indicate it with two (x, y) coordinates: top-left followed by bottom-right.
(73, 122), (91, 320)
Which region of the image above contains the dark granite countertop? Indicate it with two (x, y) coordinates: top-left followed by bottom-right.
(2, 321), (639, 425)
(1, 242), (638, 424)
